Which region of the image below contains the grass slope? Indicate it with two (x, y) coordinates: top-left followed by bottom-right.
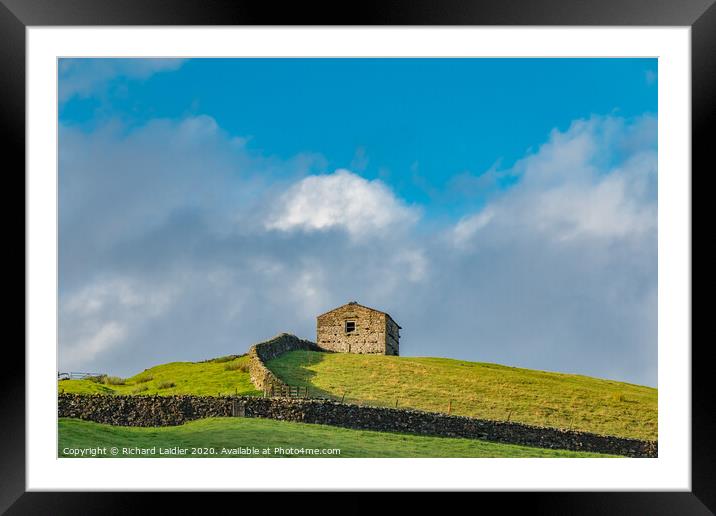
(267, 351), (657, 441)
(58, 355), (260, 397)
(58, 418), (614, 458)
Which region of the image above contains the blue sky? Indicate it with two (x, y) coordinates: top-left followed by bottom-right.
(58, 58), (658, 385)
(60, 58), (657, 218)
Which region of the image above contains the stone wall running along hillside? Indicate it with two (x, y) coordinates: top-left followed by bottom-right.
(246, 333), (320, 391)
(58, 393), (658, 458)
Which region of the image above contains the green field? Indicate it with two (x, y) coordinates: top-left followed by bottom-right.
(58, 355), (260, 397)
(58, 417), (615, 458)
(267, 351), (657, 440)
(57, 348), (657, 442)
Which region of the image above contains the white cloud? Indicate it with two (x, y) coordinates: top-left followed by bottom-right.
(396, 249), (428, 282)
(59, 58), (186, 103)
(64, 321), (127, 366)
(60, 277), (177, 369)
(59, 113), (657, 386)
(435, 115), (656, 384)
(59, 114), (289, 258)
(453, 208), (495, 246)
(452, 115), (657, 244)
(265, 169), (420, 239)
(64, 277), (175, 318)
(530, 173), (655, 241)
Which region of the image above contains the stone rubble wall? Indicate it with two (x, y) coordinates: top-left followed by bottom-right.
(246, 333), (320, 391)
(385, 317), (400, 356)
(58, 393), (657, 458)
(317, 304), (391, 355)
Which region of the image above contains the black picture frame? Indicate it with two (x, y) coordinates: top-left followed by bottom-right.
(5, 0), (708, 512)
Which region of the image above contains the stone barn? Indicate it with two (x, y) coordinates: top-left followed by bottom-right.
(316, 301), (400, 356)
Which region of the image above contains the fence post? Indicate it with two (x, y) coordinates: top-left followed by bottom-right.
(395, 399), (399, 408)
(447, 400), (452, 415)
(506, 409), (513, 422)
(341, 391), (346, 403)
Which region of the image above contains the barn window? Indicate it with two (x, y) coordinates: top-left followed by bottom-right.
(345, 321), (356, 333)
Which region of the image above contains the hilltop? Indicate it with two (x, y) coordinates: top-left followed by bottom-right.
(58, 349), (657, 441)
(58, 354), (260, 397)
(267, 351), (657, 441)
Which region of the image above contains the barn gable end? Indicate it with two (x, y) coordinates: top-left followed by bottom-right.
(316, 302), (400, 356)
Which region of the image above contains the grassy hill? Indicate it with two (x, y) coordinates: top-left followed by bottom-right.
(58, 355), (260, 397)
(57, 349), (657, 441)
(267, 351), (657, 441)
(58, 417), (615, 458)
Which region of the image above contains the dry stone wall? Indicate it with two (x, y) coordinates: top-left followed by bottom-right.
(58, 394), (657, 458)
(246, 333), (320, 391)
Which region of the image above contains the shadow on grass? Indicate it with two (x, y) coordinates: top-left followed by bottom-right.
(265, 350), (345, 401)
(265, 350), (411, 409)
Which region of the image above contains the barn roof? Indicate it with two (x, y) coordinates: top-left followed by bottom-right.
(317, 301), (402, 329)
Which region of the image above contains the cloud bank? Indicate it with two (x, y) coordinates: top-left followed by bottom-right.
(59, 113), (657, 386)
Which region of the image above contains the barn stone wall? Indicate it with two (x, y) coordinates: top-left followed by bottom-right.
(317, 303), (398, 355)
(386, 317), (400, 356)
(58, 394), (657, 458)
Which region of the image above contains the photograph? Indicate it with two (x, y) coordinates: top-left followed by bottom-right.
(56, 57), (659, 460)
(8, 3), (705, 507)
